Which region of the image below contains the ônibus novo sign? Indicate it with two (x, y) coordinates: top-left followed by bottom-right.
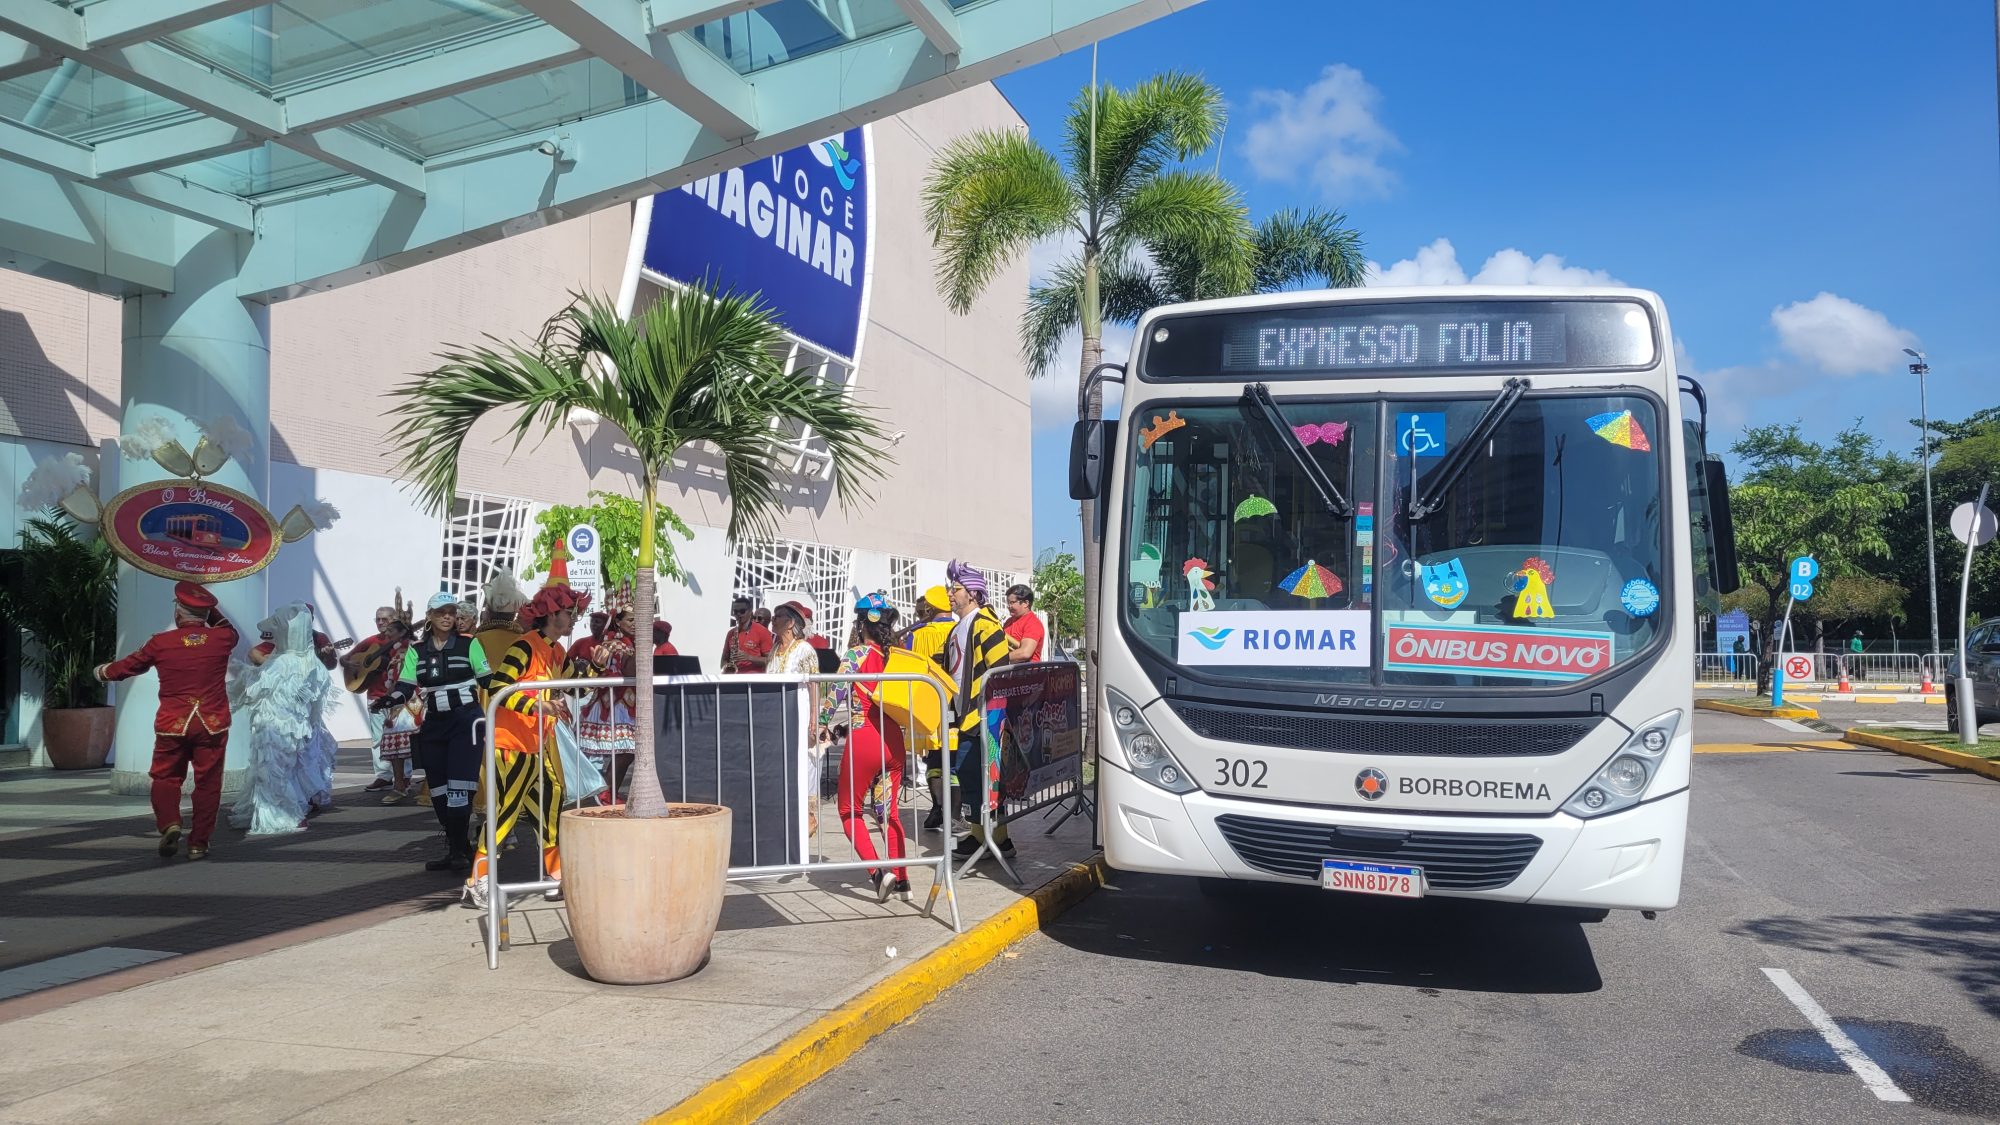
(1384, 622), (1614, 681)
(641, 127), (873, 363)
(101, 480), (282, 583)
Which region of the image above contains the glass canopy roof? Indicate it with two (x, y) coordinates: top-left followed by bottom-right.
(0, 0), (1189, 298)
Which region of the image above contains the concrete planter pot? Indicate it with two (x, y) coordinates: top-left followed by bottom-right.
(41, 706), (114, 770)
(560, 802), (731, 984)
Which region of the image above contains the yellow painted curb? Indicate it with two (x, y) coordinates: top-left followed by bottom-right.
(649, 855), (1109, 1125)
(1695, 698), (1820, 720)
(1842, 729), (2000, 781)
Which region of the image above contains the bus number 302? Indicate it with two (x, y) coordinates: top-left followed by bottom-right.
(1215, 758), (1269, 789)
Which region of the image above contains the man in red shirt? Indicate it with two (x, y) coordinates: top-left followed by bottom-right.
(720, 596), (773, 674)
(96, 581), (238, 860)
(1003, 584), (1046, 663)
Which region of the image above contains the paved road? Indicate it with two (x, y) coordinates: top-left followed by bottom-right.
(774, 718), (2000, 1124)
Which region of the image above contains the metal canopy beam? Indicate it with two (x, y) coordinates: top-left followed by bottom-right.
(94, 118), (257, 178)
(282, 24), (589, 132)
(84, 0), (273, 49)
(522, 0), (757, 138)
(648, 0), (782, 36)
(281, 129), (427, 197)
(0, 117), (253, 231)
(892, 0), (962, 57)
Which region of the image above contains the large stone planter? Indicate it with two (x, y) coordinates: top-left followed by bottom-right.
(42, 706), (114, 770)
(560, 802), (730, 984)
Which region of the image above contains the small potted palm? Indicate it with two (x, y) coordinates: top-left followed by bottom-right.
(0, 515), (120, 768)
(385, 280), (888, 983)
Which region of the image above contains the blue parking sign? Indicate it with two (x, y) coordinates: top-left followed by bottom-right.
(1790, 580), (1814, 601)
(1790, 556), (1819, 582)
(1396, 412), (1447, 458)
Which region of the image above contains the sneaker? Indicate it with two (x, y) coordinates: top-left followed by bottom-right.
(157, 824), (183, 857)
(923, 807), (943, 833)
(363, 778), (395, 793)
(892, 878), (913, 903)
(953, 836), (981, 859)
(874, 870), (895, 904)
(998, 837), (1016, 857)
(187, 844), (209, 861)
(461, 879), (489, 911)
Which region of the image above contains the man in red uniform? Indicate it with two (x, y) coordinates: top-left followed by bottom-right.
(720, 596), (772, 674)
(95, 581), (238, 859)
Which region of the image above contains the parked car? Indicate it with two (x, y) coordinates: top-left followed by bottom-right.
(1944, 623), (2000, 732)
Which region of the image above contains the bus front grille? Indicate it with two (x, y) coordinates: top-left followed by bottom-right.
(1167, 701), (1595, 757)
(1214, 814), (1543, 890)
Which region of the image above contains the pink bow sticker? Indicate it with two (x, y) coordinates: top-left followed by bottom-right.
(1292, 421), (1349, 447)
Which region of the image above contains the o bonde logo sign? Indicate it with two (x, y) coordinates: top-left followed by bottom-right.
(642, 128), (873, 362)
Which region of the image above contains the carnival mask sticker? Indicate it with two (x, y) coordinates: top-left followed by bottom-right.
(1279, 560), (1343, 600)
(1140, 410), (1187, 450)
(1512, 567), (1555, 619)
(1420, 558), (1470, 609)
(1233, 494), (1277, 521)
(1183, 557), (1217, 611)
(1620, 578), (1661, 618)
(1292, 421), (1349, 447)
(1585, 409), (1652, 452)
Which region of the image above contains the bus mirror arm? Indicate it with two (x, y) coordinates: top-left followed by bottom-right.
(1409, 377), (1530, 521)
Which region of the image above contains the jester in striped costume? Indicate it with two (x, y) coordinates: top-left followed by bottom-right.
(945, 560), (1016, 860)
(465, 581), (590, 908)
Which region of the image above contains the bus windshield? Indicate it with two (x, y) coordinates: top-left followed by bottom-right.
(1121, 392), (1667, 688)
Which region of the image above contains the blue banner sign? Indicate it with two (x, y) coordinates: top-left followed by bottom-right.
(643, 127), (873, 362)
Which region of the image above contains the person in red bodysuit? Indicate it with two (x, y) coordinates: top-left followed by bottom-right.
(836, 594), (910, 903)
(95, 581), (238, 860)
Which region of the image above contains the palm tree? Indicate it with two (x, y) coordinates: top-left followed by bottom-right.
(383, 282), (889, 818)
(923, 71), (1252, 677)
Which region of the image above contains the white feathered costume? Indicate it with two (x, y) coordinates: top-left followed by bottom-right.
(228, 602), (340, 834)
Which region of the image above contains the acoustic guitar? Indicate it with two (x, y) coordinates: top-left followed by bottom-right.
(341, 636), (398, 693)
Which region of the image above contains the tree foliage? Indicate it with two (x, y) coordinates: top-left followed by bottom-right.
(1032, 549), (1085, 658)
(526, 490), (694, 588)
(0, 515), (119, 709)
(1884, 407), (2000, 642)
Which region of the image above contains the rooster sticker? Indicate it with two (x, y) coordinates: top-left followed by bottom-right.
(1183, 557), (1217, 611)
(1420, 558), (1469, 609)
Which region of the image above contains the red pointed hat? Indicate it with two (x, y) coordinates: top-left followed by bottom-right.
(173, 581), (217, 610)
(519, 582), (590, 627)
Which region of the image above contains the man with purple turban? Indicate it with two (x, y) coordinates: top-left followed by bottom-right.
(944, 560), (1015, 859)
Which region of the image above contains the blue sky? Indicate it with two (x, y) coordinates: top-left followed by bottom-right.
(993, 0), (2000, 557)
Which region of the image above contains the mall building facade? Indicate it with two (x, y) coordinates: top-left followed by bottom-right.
(0, 85), (1031, 757)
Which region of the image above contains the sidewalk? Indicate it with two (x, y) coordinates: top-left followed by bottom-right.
(0, 795), (1096, 1123)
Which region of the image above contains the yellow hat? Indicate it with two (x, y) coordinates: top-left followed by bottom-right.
(921, 586), (951, 612)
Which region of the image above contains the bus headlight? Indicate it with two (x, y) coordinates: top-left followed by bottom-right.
(1561, 710), (1681, 819)
(1105, 688), (1198, 794)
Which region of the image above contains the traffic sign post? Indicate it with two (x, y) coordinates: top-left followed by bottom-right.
(1949, 486), (1992, 746)
(1771, 556), (1818, 707)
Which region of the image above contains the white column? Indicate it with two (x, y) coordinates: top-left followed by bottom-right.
(108, 232), (270, 795)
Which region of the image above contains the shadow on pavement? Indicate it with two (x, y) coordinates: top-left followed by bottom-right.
(1731, 908), (2000, 1021)
(1045, 872), (1603, 995)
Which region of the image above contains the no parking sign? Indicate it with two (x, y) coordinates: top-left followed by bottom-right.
(1783, 654), (1815, 682)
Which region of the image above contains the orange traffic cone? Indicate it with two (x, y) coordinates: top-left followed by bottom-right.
(1921, 661), (1936, 693)
(1837, 663), (1852, 693)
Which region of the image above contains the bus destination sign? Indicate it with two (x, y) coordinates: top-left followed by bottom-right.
(1225, 311), (1566, 374)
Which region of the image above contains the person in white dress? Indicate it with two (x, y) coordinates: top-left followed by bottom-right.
(228, 602), (340, 835)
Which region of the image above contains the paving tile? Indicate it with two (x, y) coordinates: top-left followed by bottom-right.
(286, 1053), (709, 1124)
(453, 993), (805, 1078)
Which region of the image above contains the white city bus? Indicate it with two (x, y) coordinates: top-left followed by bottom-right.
(1070, 287), (1739, 912)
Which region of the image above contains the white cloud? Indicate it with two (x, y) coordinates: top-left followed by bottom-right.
(1030, 321), (1131, 431)
(1769, 292), (1918, 375)
(1025, 228), (1082, 286)
(1362, 238), (1621, 288)
(1240, 64), (1402, 200)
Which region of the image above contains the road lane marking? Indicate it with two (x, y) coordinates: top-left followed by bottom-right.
(1693, 742), (1848, 754)
(1763, 718), (1818, 733)
(1760, 968), (1911, 1103)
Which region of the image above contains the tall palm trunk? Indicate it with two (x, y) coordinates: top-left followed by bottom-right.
(626, 476), (668, 818)
(1077, 244), (1104, 753)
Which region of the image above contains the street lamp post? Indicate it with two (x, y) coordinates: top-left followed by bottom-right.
(1904, 347), (1942, 666)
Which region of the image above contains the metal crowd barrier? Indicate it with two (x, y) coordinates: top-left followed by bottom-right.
(955, 662), (1091, 885)
(479, 671), (959, 971)
(1695, 652), (1761, 682)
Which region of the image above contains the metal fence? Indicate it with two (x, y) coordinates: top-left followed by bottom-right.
(1696, 653), (1761, 682)
(955, 662), (1091, 884)
(478, 671), (960, 970)
(1695, 651), (1954, 685)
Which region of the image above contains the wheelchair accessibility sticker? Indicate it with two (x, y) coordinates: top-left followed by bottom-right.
(1396, 412), (1447, 458)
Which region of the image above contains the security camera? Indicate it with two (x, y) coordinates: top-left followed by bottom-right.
(534, 140), (559, 157)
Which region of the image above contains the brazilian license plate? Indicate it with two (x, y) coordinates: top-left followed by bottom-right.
(1321, 859), (1423, 898)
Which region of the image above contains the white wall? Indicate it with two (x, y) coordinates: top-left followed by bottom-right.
(267, 462), (446, 743)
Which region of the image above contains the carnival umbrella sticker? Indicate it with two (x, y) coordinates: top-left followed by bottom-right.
(1233, 494), (1277, 521)
(1279, 560), (1343, 602)
(1586, 409), (1651, 452)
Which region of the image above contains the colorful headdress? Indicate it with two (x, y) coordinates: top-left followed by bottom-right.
(481, 571), (530, 616)
(855, 591), (892, 623)
(946, 559), (987, 602)
(519, 583), (591, 628)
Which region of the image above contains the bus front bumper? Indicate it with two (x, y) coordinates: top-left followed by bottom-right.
(1101, 761), (1687, 911)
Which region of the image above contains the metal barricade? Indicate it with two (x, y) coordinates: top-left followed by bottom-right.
(479, 671), (959, 970)
(1841, 653), (1922, 684)
(1695, 652), (1759, 683)
(955, 662), (1089, 884)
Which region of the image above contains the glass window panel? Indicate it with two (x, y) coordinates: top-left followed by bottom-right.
(163, 140), (344, 197)
(352, 57), (647, 158)
(167, 0), (531, 90)
(687, 0), (912, 76)
(0, 64), (190, 139)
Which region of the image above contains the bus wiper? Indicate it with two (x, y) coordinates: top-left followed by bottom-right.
(1243, 383), (1351, 517)
(1408, 377), (1530, 521)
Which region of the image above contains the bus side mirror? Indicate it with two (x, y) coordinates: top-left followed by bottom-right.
(1702, 456), (1740, 595)
(1069, 419), (1115, 501)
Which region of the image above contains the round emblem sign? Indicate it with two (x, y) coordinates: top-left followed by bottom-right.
(1355, 768), (1388, 801)
(100, 479), (281, 583)
(1783, 655), (1814, 681)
